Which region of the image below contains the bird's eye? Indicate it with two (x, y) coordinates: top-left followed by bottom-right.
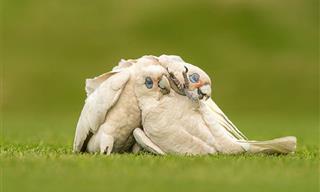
(189, 73), (200, 83)
(145, 77), (153, 89)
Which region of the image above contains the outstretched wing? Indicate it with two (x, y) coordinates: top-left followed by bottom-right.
(204, 98), (248, 140)
(73, 70), (131, 152)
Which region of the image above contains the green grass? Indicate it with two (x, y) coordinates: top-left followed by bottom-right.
(1, 0), (319, 191)
(1, 113), (319, 192)
(1, 144), (318, 192)
(1, 144), (319, 192)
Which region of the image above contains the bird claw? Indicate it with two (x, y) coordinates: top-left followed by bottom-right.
(166, 66), (190, 95)
(182, 66), (190, 89)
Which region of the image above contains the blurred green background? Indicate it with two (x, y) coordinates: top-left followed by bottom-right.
(1, 0), (319, 192)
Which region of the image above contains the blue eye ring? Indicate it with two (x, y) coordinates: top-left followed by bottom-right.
(189, 73), (200, 83)
(145, 77), (153, 89)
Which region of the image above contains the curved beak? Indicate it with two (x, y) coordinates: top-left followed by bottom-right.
(183, 84), (211, 102)
(158, 75), (171, 95)
(198, 84), (211, 100)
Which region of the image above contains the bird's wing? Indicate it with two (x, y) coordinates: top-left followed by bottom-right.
(112, 59), (136, 71)
(204, 98), (248, 140)
(86, 59), (136, 96)
(85, 71), (119, 96)
(133, 128), (166, 155)
(73, 70), (131, 152)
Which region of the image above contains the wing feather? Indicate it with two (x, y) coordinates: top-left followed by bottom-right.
(204, 98), (248, 140)
(85, 72), (115, 96)
(73, 70), (131, 152)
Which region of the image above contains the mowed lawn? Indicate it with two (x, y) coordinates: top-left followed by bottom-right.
(1, 113), (319, 192)
(2, 0), (319, 192)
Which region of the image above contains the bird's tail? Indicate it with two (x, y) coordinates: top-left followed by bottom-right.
(202, 98), (297, 155)
(239, 136), (297, 154)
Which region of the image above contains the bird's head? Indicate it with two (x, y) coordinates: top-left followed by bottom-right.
(134, 58), (171, 104)
(159, 55), (212, 101)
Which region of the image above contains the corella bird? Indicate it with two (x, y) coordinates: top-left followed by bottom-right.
(134, 55), (297, 155)
(73, 56), (171, 154)
(74, 54), (296, 155)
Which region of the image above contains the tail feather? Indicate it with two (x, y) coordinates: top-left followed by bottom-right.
(240, 136), (297, 154)
(201, 99), (297, 155)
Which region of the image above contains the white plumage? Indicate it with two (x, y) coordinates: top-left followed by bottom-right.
(73, 54), (297, 155)
(134, 55), (297, 155)
(73, 57), (166, 154)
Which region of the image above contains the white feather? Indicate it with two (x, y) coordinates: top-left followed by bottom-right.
(141, 93), (217, 155)
(205, 98), (248, 140)
(139, 55), (296, 155)
(73, 70), (130, 152)
(200, 99), (297, 154)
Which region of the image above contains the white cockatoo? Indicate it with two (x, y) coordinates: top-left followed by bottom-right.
(73, 56), (172, 154)
(74, 54), (296, 155)
(133, 55), (297, 155)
